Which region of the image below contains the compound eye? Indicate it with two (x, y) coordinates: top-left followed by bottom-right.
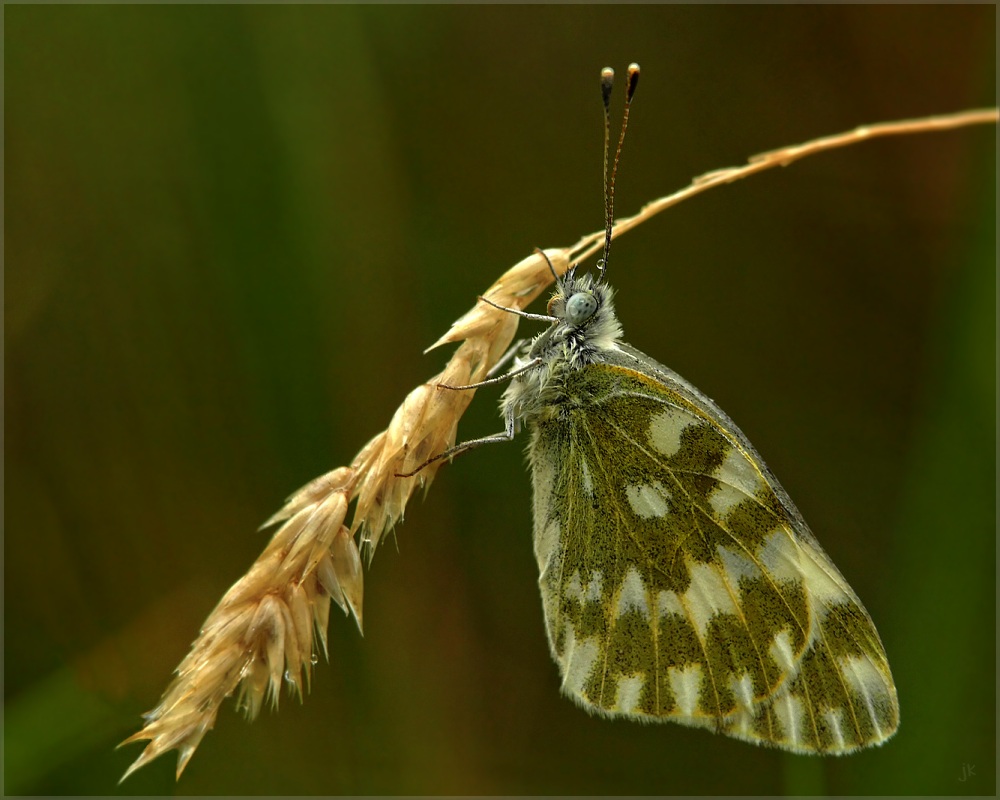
(564, 292), (598, 325)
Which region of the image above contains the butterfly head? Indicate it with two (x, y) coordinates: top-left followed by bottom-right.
(531, 265), (623, 367)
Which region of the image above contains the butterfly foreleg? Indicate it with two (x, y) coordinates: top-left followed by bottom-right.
(438, 357), (542, 391)
(478, 294), (557, 324)
(394, 408), (518, 478)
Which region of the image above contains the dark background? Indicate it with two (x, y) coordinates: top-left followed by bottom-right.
(5, 5), (995, 795)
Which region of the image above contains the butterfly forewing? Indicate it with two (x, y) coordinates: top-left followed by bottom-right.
(528, 352), (898, 753)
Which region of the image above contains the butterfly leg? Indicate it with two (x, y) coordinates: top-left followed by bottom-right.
(394, 411), (518, 478)
(478, 294), (556, 323)
(438, 357), (542, 391)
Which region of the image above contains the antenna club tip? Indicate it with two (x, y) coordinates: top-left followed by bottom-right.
(600, 67), (615, 106)
(626, 63), (640, 100)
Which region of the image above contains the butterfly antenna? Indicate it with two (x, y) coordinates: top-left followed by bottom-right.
(599, 67), (614, 281)
(600, 62), (640, 281)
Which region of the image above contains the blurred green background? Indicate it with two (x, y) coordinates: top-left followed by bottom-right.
(5, 5), (995, 795)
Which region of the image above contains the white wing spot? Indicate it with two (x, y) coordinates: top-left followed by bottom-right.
(617, 567), (650, 620)
(712, 445), (765, 517)
(758, 530), (803, 583)
(709, 481), (747, 518)
(626, 482), (671, 519)
(726, 708), (754, 738)
(583, 570), (604, 603)
(615, 674), (646, 714)
(684, 562), (740, 637)
(731, 672), (755, 713)
(560, 628), (601, 698)
(841, 654), (891, 740)
(648, 408), (689, 458)
(841, 654), (888, 697)
(668, 664), (703, 717)
(760, 532), (849, 616)
(580, 457), (594, 496)
(564, 570), (584, 604)
(798, 544), (853, 608)
(717, 544), (764, 586)
(774, 690), (805, 748)
(824, 707), (846, 750)
(657, 589), (685, 619)
(769, 628), (798, 674)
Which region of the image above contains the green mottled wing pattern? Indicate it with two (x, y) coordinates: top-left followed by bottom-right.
(527, 352), (899, 753)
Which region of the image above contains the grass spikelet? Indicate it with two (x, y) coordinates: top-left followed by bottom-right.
(118, 247), (567, 782)
(117, 477), (356, 782)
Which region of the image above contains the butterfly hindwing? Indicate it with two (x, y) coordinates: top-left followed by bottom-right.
(527, 347), (899, 753)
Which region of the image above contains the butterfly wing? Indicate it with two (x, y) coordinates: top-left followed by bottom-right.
(527, 346), (898, 753)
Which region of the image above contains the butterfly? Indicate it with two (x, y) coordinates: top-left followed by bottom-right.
(434, 63), (899, 754)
